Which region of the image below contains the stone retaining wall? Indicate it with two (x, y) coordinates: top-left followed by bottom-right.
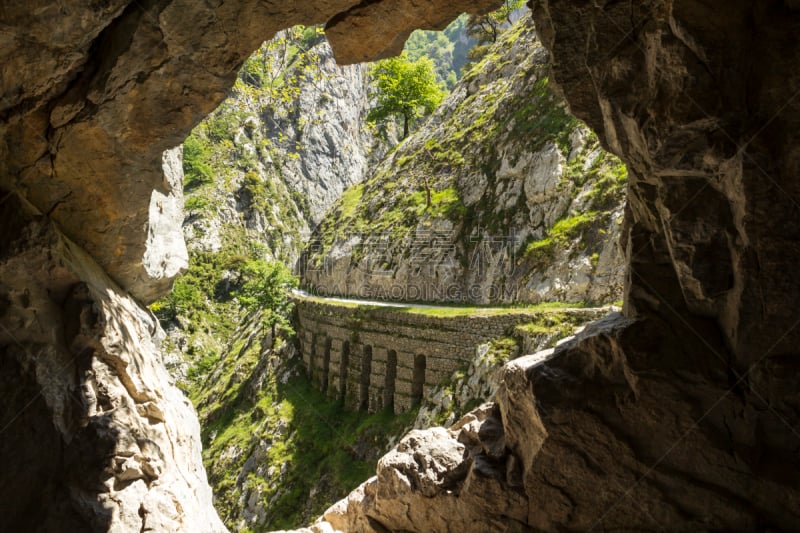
(294, 298), (605, 413)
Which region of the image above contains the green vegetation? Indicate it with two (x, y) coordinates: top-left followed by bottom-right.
(524, 211), (599, 260)
(174, 23), (339, 269)
(485, 336), (520, 365)
(159, 13), (629, 531)
(295, 292), (593, 315)
(367, 53), (446, 138)
(236, 259), (298, 333)
(159, 24), (458, 529)
(183, 134), (214, 189)
(514, 312), (588, 348)
(310, 163), (467, 267)
(465, 0), (525, 64)
(404, 14), (471, 89)
(395, 301), (591, 316)
(508, 76), (580, 154)
(308, 14), (627, 290)
(520, 132), (628, 266)
(195, 325), (417, 530)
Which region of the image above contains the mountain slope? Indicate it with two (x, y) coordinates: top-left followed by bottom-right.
(302, 15), (627, 305)
(181, 26), (390, 264)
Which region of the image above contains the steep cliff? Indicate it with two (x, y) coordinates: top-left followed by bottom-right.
(0, 191), (225, 532)
(180, 27), (390, 261)
(302, 15), (627, 305)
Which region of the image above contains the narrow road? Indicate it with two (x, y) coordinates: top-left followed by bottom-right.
(291, 288), (616, 313)
(291, 288), (448, 309)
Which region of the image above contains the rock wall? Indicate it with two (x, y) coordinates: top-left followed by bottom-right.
(182, 31), (392, 263)
(295, 298), (606, 413)
(0, 192), (225, 532)
(261, 36), (390, 228)
(302, 15), (627, 305)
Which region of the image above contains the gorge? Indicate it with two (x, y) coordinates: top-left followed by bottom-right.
(1, 1), (799, 531)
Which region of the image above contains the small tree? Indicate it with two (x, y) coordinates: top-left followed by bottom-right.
(367, 53), (445, 138)
(465, 0), (525, 62)
(182, 134), (214, 189)
(235, 259), (298, 337)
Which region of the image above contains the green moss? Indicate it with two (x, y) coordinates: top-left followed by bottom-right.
(587, 155), (628, 209)
(338, 183), (365, 220)
(524, 211), (601, 260)
(183, 134), (215, 189)
(513, 312), (586, 348)
(508, 76), (580, 155)
(407, 187), (466, 220)
(486, 337), (519, 364)
(184, 195), (211, 212)
(295, 294), (591, 316)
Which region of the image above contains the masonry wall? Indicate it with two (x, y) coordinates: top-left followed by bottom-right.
(294, 299), (603, 413)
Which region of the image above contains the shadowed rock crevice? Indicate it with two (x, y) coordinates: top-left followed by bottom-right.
(0, 191), (225, 531)
(0, 348), (96, 532)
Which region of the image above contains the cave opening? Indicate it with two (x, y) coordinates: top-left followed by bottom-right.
(6, 0), (797, 530)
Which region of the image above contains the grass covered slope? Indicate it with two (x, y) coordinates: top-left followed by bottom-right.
(302, 14), (627, 305)
(188, 313), (417, 531)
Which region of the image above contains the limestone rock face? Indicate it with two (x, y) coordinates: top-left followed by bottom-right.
(326, 0), (501, 64)
(180, 31), (390, 265)
(303, 16), (627, 305)
(530, 0), (800, 368)
(318, 406), (530, 533)
(264, 38), (389, 227)
(144, 146), (190, 280)
(0, 193), (225, 532)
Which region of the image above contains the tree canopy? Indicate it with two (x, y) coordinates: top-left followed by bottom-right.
(367, 53), (445, 138)
(236, 259), (298, 334)
(465, 0), (525, 63)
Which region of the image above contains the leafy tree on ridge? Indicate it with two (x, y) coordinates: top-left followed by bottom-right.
(367, 53), (445, 138)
